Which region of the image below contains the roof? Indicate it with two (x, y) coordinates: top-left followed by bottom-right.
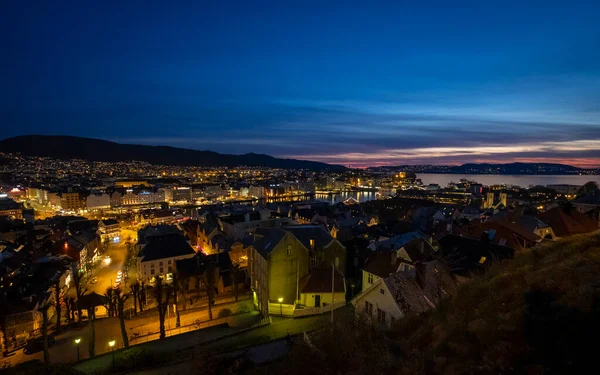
(220, 212), (261, 224)
(437, 234), (515, 276)
(372, 232), (428, 251)
(0, 197), (21, 211)
(284, 225), (336, 250)
(362, 251), (402, 278)
(539, 207), (598, 237)
(78, 292), (109, 310)
(383, 273), (434, 314)
(139, 233), (195, 262)
(300, 268), (345, 293)
(100, 219), (119, 226)
(252, 227), (288, 257)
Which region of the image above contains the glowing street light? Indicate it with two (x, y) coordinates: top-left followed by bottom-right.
(278, 297), (283, 317)
(109, 340), (116, 368)
(74, 338), (81, 361)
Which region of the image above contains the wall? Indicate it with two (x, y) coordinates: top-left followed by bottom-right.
(300, 291), (346, 308)
(267, 233), (309, 305)
(361, 270), (381, 293)
(352, 280), (403, 328)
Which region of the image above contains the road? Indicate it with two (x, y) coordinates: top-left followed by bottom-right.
(4, 297), (254, 367)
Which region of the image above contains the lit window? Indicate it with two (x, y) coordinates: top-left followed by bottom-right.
(287, 245), (292, 256)
(310, 239), (315, 248)
(479, 256), (487, 264)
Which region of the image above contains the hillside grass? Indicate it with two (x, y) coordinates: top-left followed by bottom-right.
(246, 232), (600, 375)
(391, 231), (600, 374)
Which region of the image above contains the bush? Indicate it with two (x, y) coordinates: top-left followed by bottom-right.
(218, 308), (232, 318)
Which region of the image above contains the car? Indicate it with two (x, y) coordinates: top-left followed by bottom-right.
(91, 277), (98, 284)
(23, 335), (55, 355)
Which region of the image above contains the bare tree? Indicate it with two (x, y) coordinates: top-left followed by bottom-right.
(231, 263), (241, 302)
(172, 273), (181, 328)
(178, 274), (190, 311)
(131, 283), (140, 316)
(115, 288), (130, 348)
(73, 270), (86, 323)
(53, 279), (62, 334)
(154, 277), (171, 339)
(38, 302), (51, 366)
(105, 287), (116, 318)
(87, 307), (96, 357)
(202, 263), (217, 321)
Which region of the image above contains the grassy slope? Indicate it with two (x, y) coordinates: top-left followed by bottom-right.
(392, 231), (600, 374)
(247, 232), (600, 375)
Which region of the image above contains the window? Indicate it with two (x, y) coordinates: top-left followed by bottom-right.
(150, 263), (155, 268)
(380, 288), (384, 295)
(287, 245), (292, 256)
(168, 260), (172, 264)
(377, 308), (386, 324)
(479, 256), (487, 264)
(159, 261), (163, 266)
(151, 269), (155, 275)
(367, 273), (374, 284)
(310, 239), (315, 248)
(168, 266), (172, 273)
(159, 267), (164, 273)
(365, 301), (373, 315)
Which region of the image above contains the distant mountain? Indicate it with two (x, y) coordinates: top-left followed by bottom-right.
(0, 135), (345, 171)
(369, 162), (593, 175)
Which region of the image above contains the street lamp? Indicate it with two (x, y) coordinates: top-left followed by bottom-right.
(109, 340), (116, 368)
(278, 297), (283, 317)
(74, 338), (81, 361)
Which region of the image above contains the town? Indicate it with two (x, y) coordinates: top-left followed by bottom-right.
(1, 151), (599, 373)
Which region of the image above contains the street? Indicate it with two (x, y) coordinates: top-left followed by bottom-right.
(4, 297), (255, 367)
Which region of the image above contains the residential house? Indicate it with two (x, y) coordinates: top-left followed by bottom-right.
(539, 206), (598, 237)
(218, 211), (293, 240)
(137, 231), (196, 284)
(436, 234), (515, 277)
(352, 260), (456, 328)
(298, 267), (345, 308)
(248, 227), (310, 316)
(284, 225), (346, 275)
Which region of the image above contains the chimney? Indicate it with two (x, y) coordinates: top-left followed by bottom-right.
(415, 261), (427, 290)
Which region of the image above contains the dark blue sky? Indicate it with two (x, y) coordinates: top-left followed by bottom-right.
(2, 0), (600, 167)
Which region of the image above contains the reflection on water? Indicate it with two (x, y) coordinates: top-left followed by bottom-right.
(418, 174), (600, 187)
(315, 191), (379, 204)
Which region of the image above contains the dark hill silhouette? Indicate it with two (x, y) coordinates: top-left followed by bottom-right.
(0, 135), (345, 171)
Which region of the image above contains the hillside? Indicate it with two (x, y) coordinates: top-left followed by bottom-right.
(0, 135), (345, 171)
(248, 232), (600, 375)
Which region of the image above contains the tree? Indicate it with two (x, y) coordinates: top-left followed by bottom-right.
(577, 181), (599, 197)
(38, 302), (51, 366)
(105, 288), (116, 318)
(73, 270), (86, 323)
(177, 274), (190, 312)
(53, 280), (62, 334)
(202, 262), (217, 321)
(0, 293), (8, 357)
(131, 283), (140, 316)
(172, 274), (181, 328)
(138, 282), (146, 313)
(154, 277), (171, 340)
(87, 307), (96, 357)
(231, 263), (241, 302)
(115, 288), (130, 349)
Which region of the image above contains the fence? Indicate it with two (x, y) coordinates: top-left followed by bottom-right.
(293, 301), (346, 318)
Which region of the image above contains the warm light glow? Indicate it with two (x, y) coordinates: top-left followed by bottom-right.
(74, 338), (81, 344)
(108, 340), (116, 347)
(278, 297), (283, 303)
(104, 257), (111, 266)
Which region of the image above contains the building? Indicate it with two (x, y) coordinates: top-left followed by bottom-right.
(298, 267), (345, 309)
(218, 211), (292, 240)
(352, 261), (456, 328)
(547, 184), (581, 196)
(98, 219), (120, 240)
(60, 192), (86, 211)
(248, 227), (310, 316)
(137, 230), (196, 284)
(86, 192), (111, 211)
(0, 196), (23, 219)
(539, 207), (598, 237)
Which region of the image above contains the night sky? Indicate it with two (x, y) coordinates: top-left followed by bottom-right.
(2, 1), (600, 168)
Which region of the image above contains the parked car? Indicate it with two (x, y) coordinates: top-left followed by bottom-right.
(23, 335), (55, 354)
